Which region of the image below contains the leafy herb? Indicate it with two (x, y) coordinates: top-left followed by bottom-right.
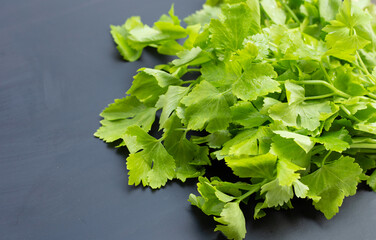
(96, 0), (376, 239)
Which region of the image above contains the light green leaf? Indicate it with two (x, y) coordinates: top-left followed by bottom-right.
(172, 47), (211, 67)
(123, 125), (176, 189)
(184, 5), (222, 27)
(269, 100), (332, 131)
(261, 0), (286, 25)
(224, 153), (277, 179)
(230, 101), (269, 128)
(285, 81), (305, 105)
(110, 16), (143, 61)
(232, 63), (280, 101)
(127, 68), (182, 106)
(319, 0), (341, 22)
(301, 156), (363, 219)
(314, 128), (351, 152)
(221, 127), (273, 156)
(270, 135), (311, 169)
(214, 202), (247, 240)
(188, 177), (226, 216)
(156, 86), (189, 128)
(261, 179), (294, 207)
(367, 170), (376, 192)
(274, 130), (315, 153)
(163, 115), (208, 181)
(209, 2), (260, 59)
(95, 96), (157, 142)
(181, 80), (232, 133)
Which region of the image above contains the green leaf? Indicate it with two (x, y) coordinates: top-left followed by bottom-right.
(269, 100), (332, 131)
(230, 101), (269, 128)
(163, 115), (208, 181)
(284, 81), (305, 105)
(209, 2), (260, 59)
(224, 153), (277, 179)
(232, 63), (280, 101)
(221, 127), (273, 157)
(277, 159), (305, 186)
(110, 17), (143, 61)
(323, 0), (372, 61)
(261, 179), (294, 207)
(270, 135), (311, 169)
(127, 68), (182, 106)
(181, 80), (232, 133)
(188, 177), (226, 216)
(123, 125), (176, 189)
(156, 86), (189, 128)
(214, 202), (247, 240)
(367, 170), (376, 192)
(261, 159), (306, 207)
(261, 0), (286, 25)
(184, 5), (222, 27)
(172, 47), (211, 67)
(319, 0), (341, 22)
(274, 130), (315, 153)
(94, 96), (157, 142)
(314, 128), (351, 152)
(301, 156), (363, 219)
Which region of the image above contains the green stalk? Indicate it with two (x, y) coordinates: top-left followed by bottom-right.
(287, 80), (351, 98)
(186, 68), (201, 73)
(339, 105), (361, 122)
(350, 143), (376, 149)
(305, 93), (335, 100)
(279, 0), (301, 24)
(322, 150), (332, 165)
(236, 184), (263, 202)
(356, 51), (376, 84)
(320, 62), (333, 84)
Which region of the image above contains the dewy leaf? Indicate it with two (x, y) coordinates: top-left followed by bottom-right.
(301, 156), (363, 219)
(232, 63), (280, 101)
(214, 202), (247, 240)
(261, 0), (286, 25)
(181, 80), (232, 133)
(95, 96), (157, 142)
(123, 125), (176, 189)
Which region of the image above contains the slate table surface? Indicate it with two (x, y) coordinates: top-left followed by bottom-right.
(1, 0), (376, 239)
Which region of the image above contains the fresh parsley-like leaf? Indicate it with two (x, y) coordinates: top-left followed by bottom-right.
(96, 1), (376, 239)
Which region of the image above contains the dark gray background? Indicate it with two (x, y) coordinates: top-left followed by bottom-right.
(1, 0), (376, 239)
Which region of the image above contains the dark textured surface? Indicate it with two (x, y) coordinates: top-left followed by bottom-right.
(0, 1), (376, 240)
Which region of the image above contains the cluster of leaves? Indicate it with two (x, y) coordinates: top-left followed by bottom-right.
(95, 0), (376, 239)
